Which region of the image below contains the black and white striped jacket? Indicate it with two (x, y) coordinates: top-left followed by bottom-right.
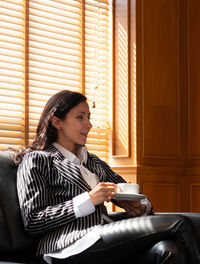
(17, 145), (126, 255)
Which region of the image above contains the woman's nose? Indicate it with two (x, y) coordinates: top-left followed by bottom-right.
(87, 119), (92, 129)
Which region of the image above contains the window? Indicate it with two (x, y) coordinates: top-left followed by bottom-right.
(0, 0), (111, 160)
(0, 0), (25, 149)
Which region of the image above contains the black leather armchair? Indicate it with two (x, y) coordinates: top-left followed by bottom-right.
(0, 152), (40, 263)
(0, 151), (200, 263)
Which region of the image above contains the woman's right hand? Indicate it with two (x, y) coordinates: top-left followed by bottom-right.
(89, 182), (117, 206)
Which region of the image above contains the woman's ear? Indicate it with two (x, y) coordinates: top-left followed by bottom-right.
(51, 116), (62, 129)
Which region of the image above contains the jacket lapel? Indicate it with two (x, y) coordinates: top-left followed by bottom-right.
(47, 145), (91, 192)
(85, 153), (107, 182)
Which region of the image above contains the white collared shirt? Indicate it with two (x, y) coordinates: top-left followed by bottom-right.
(52, 143), (99, 217)
(44, 143), (105, 263)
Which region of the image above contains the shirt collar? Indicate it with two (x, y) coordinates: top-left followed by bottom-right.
(53, 142), (88, 165)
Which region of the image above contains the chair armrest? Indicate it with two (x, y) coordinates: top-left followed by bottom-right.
(108, 212), (128, 221)
(155, 212), (200, 249)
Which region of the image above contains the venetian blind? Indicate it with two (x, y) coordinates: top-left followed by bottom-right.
(84, 0), (110, 158)
(28, 0), (82, 143)
(0, 0), (111, 161)
(0, 0), (25, 149)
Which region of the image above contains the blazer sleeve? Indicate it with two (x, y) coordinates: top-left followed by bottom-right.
(88, 154), (154, 214)
(17, 151), (76, 237)
(89, 154), (127, 184)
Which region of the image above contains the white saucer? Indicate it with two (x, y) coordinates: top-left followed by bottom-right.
(114, 193), (146, 201)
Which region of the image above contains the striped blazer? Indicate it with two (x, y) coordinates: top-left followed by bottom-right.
(17, 145), (126, 255)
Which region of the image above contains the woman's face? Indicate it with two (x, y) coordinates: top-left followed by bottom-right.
(56, 101), (92, 153)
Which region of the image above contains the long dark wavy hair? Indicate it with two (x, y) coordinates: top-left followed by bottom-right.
(11, 90), (87, 165)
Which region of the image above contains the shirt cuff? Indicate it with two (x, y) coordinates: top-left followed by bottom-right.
(73, 192), (95, 218)
(141, 198), (152, 215)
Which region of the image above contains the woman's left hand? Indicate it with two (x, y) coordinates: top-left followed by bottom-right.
(118, 200), (146, 217)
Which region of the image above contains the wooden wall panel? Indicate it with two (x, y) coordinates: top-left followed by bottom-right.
(136, 0), (187, 212)
(141, 0), (181, 160)
(137, 166), (184, 212)
(111, 0), (200, 212)
(190, 184), (200, 212)
(143, 183), (181, 212)
(186, 0), (200, 212)
(187, 0), (200, 161)
(184, 168), (200, 212)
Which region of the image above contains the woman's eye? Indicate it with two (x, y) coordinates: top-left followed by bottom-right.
(77, 115), (84, 120)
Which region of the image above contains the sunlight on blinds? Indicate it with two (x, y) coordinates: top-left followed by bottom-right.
(29, 0), (82, 142)
(0, 0), (25, 149)
(28, 0), (111, 160)
(0, 0), (111, 161)
(85, 0), (110, 159)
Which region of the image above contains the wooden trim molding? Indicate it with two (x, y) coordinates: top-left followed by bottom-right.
(81, 0), (86, 95)
(187, 0), (200, 160)
(24, 0), (29, 148)
(185, 167), (200, 175)
(137, 166), (184, 175)
(112, 165), (184, 175)
(111, 164), (137, 173)
(112, 0), (131, 158)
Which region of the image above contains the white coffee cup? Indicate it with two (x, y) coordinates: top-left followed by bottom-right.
(117, 183), (139, 194)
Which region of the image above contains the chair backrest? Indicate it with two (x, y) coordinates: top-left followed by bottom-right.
(0, 152), (38, 261)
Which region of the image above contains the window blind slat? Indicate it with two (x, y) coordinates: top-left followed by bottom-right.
(0, 90), (23, 99)
(29, 74), (81, 84)
(30, 28), (80, 44)
(29, 21), (81, 37)
(29, 15), (81, 32)
(29, 6), (80, 26)
(0, 0), (23, 10)
(30, 60), (81, 73)
(29, 50), (81, 65)
(0, 41), (23, 53)
(0, 109), (24, 118)
(29, 80), (81, 91)
(29, 1), (80, 19)
(86, 0), (109, 10)
(0, 83), (23, 92)
(0, 76), (24, 85)
(0, 6), (23, 17)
